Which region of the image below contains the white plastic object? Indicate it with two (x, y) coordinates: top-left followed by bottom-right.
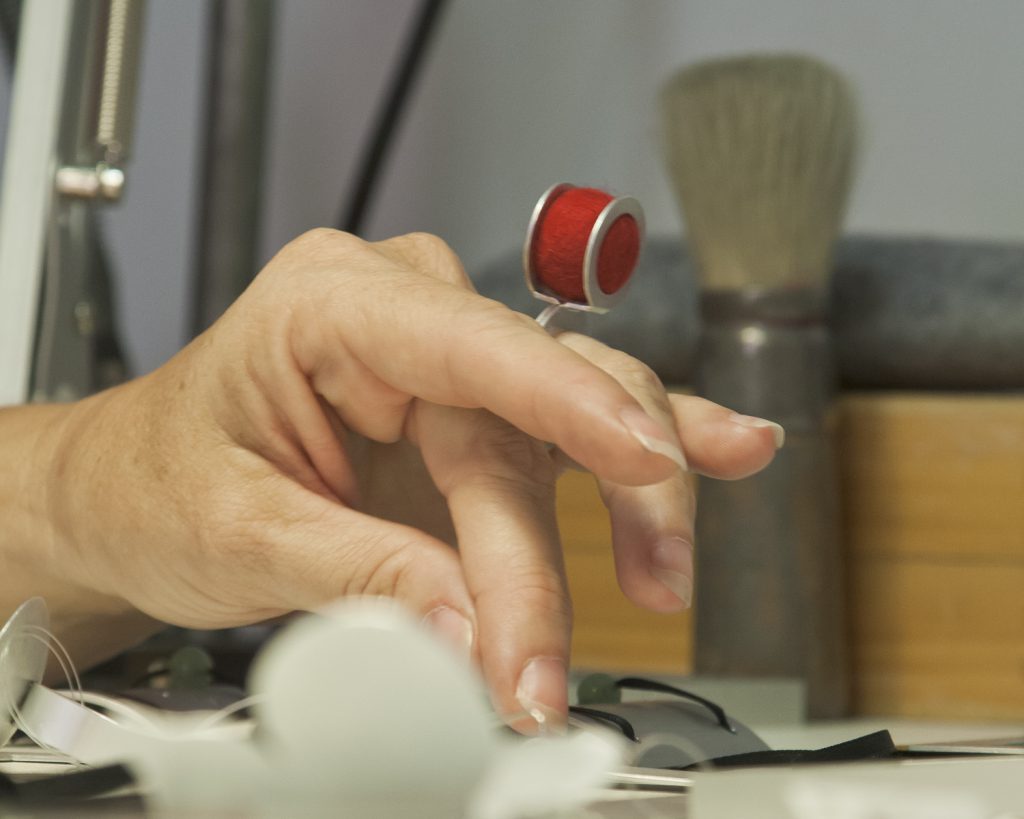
(137, 598), (625, 818)
(248, 597), (495, 803)
(0, 597), (51, 747)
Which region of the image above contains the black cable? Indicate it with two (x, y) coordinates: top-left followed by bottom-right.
(616, 677), (735, 733)
(569, 705), (641, 743)
(336, 0), (449, 236)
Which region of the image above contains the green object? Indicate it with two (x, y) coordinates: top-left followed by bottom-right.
(167, 646), (214, 690)
(577, 673), (621, 706)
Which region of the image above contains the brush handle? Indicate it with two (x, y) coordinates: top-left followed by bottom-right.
(693, 287), (849, 719)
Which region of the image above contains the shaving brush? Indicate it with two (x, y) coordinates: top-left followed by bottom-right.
(661, 54), (857, 718)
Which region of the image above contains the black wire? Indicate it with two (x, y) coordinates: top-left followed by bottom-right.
(569, 705), (640, 743)
(336, 0), (449, 236)
(615, 677), (735, 733)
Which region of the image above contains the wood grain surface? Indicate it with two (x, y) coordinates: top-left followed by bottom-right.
(558, 392), (1024, 719)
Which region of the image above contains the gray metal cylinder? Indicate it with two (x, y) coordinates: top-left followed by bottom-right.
(693, 287), (849, 719)
(191, 0), (275, 335)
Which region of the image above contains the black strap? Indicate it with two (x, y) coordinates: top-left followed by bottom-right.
(684, 729), (898, 769)
(4, 762), (135, 803)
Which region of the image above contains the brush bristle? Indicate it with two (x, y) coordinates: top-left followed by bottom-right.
(661, 53), (857, 290)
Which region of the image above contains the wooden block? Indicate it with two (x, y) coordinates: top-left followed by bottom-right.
(851, 557), (1024, 719)
(840, 392), (1024, 719)
(558, 392), (1024, 718)
(839, 393), (1024, 561)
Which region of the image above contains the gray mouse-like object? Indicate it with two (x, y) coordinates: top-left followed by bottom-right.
(571, 699), (770, 769)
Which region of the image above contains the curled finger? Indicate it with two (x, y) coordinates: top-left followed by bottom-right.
(410, 401), (570, 733)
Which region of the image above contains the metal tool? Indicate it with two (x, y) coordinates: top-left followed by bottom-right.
(0, 0), (144, 405)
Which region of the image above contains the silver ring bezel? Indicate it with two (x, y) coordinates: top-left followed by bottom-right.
(581, 195), (644, 312)
(523, 184), (644, 314)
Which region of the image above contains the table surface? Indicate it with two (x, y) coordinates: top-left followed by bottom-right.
(3, 716), (1023, 817)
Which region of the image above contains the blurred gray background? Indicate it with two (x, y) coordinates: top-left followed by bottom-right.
(1, 0), (1023, 375)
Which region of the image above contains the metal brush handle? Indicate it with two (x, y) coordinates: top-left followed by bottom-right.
(693, 287), (849, 719)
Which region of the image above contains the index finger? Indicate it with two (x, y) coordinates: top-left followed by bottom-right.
(276, 230), (686, 487)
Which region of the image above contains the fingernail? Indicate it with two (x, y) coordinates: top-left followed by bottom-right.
(424, 606), (474, 657)
(649, 536), (694, 607)
(516, 656), (568, 733)
(619, 406), (688, 471)
(729, 413), (786, 449)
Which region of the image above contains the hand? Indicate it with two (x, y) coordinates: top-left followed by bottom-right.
(49, 229), (781, 727)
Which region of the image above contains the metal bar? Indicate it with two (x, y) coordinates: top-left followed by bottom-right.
(607, 767), (692, 791)
(190, 0), (275, 335)
(0, 0), (76, 406)
(31, 0), (143, 402)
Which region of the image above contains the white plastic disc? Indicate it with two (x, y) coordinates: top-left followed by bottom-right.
(0, 597), (50, 747)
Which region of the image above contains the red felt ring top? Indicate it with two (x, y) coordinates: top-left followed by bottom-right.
(528, 186), (642, 305)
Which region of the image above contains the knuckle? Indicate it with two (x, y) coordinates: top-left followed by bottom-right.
(473, 301), (546, 347)
(466, 425), (557, 495)
(295, 226), (344, 248)
(298, 226), (340, 244)
(398, 232), (471, 287)
(478, 565), (572, 623)
(559, 336), (668, 401)
(617, 356), (666, 398)
(286, 227), (363, 264)
(402, 231), (452, 259)
(464, 469), (556, 512)
(552, 330), (598, 355)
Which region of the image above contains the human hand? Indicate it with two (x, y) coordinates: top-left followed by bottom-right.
(50, 229), (781, 728)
